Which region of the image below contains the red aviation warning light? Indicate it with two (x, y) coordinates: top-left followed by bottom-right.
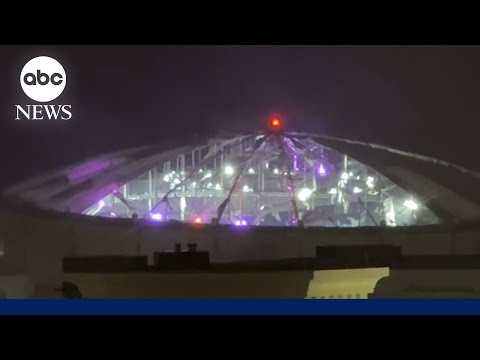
(269, 116), (282, 130)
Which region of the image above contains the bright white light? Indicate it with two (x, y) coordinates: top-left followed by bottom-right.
(404, 199), (418, 210)
(215, 183), (222, 190)
(151, 213), (162, 221)
(349, 172), (353, 177)
(243, 185), (251, 192)
(353, 187), (362, 193)
(225, 165), (234, 175)
(241, 220), (247, 226)
(180, 197), (187, 211)
(318, 163), (326, 176)
(191, 181), (197, 187)
(110, 212), (116, 217)
(298, 188), (312, 202)
(273, 168), (280, 175)
(173, 178), (181, 185)
(265, 162), (269, 169)
(328, 188), (337, 195)
(98, 200), (105, 208)
(366, 176), (375, 188)
(201, 172), (212, 181)
(341, 172), (349, 180)
(163, 175), (170, 182)
(248, 168), (255, 174)
(207, 182), (213, 188)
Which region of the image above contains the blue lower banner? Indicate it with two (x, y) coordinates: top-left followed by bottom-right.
(0, 299), (480, 315)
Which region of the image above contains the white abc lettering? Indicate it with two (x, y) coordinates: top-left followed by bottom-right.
(20, 56), (66, 103)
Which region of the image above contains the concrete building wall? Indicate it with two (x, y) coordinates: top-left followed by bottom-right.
(306, 268), (389, 299)
(2, 204), (480, 297)
(64, 272), (313, 299)
(0, 275), (34, 298)
(371, 269), (480, 298)
(63, 268), (388, 299)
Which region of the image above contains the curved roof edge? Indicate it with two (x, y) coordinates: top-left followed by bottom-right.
(4, 132), (480, 223)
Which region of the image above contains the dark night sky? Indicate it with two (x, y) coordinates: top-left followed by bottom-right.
(1, 45), (480, 189)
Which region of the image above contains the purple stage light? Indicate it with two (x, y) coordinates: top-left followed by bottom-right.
(293, 155), (299, 171)
(318, 163), (326, 176)
(68, 160), (111, 182)
(234, 219), (247, 226)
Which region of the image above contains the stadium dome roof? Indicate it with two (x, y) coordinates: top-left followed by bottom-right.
(4, 120), (480, 227)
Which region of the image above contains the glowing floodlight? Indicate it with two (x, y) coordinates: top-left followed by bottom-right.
(404, 199), (418, 210)
(366, 176), (375, 189)
(224, 165), (234, 175)
(151, 213), (163, 221)
(318, 163), (326, 176)
(298, 188), (312, 202)
(234, 219), (248, 226)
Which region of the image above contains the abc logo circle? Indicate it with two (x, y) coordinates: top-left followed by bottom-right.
(20, 56), (66, 103)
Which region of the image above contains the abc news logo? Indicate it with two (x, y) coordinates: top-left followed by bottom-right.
(15, 56), (72, 120)
(23, 70), (64, 86)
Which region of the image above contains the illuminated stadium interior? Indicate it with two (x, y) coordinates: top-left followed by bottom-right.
(82, 119), (439, 227)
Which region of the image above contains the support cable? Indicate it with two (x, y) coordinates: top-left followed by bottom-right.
(275, 134), (302, 227)
(144, 133), (259, 219)
(216, 135), (269, 223)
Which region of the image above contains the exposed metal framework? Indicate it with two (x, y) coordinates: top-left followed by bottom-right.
(7, 122), (480, 227)
(82, 129), (440, 227)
